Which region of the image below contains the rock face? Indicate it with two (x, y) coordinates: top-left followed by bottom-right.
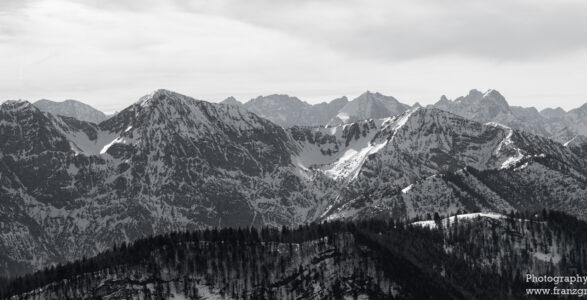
(320, 109), (587, 222)
(236, 94), (349, 127)
(234, 91), (410, 128)
(224, 89), (587, 145)
(220, 96), (241, 106)
(34, 99), (109, 123)
(1, 89), (587, 278)
(430, 89), (587, 144)
(326, 91), (410, 126)
(0, 91), (334, 277)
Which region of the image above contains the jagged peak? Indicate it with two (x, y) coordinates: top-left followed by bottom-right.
(101, 89), (216, 132)
(331, 96), (349, 103)
(452, 90), (480, 104)
(354, 91), (399, 103)
(122, 89), (275, 124)
(221, 96), (241, 106)
(311, 96), (349, 107)
(150, 88), (182, 99)
(250, 94), (304, 102)
(136, 89), (200, 109)
(482, 89), (505, 99)
(360, 90), (376, 97)
(1, 99), (36, 112)
(242, 94), (310, 110)
(395, 107), (485, 126)
(358, 90), (382, 98)
(480, 89), (510, 109)
(468, 89), (483, 97)
(540, 107), (566, 114)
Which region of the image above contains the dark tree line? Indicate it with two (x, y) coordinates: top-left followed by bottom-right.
(2, 210), (586, 299)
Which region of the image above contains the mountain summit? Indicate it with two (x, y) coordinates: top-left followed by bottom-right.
(34, 99), (108, 123)
(238, 94), (348, 127)
(235, 91), (410, 128)
(327, 91), (410, 126)
(221, 96), (241, 106)
(431, 89), (587, 143)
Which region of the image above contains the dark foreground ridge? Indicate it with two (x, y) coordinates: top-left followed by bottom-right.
(2, 210), (586, 299)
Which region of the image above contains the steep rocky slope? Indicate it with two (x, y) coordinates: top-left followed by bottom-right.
(326, 91), (410, 126)
(319, 109), (587, 221)
(0, 91), (336, 277)
(431, 89), (587, 144)
(2, 90), (587, 279)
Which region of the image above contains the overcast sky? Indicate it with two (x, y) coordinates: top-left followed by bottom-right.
(1, 0), (587, 113)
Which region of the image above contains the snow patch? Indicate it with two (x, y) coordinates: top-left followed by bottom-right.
(501, 149), (524, 169)
(563, 135), (577, 147)
(323, 139), (388, 180)
(534, 252), (561, 263)
(336, 112), (350, 122)
(411, 212), (506, 229)
(401, 184), (413, 194)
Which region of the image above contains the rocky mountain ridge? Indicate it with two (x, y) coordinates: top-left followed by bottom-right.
(225, 94), (349, 127)
(222, 89), (587, 148)
(431, 89), (587, 143)
(1, 89), (587, 279)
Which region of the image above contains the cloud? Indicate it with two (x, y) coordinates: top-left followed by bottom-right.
(0, 0), (586, 112)
(21, 0), (587, 61)
(0, 0), (360, 111)
(178, 0), (587, 61)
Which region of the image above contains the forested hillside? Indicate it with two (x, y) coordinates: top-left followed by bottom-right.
(2, 210), (585, 299)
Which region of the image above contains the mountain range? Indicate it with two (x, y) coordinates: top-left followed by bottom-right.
(221, 89), (587, 146)
(1, 88), (587, 280)
(29, 89), (587, 144)
(222, 94), (349, 127)
(223, 91), (411, 128)
(431, 89), (587, 143)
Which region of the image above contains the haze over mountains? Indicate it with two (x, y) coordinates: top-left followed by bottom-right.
(1, 88), (587, 281)
(31, 89), (587, 144)
(226, 89), (587, 144)
(222, 94), (349, 127)
(222, 91), (412, 128)
(33, 99), (109, 124)
(432, 89), (587, 142)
